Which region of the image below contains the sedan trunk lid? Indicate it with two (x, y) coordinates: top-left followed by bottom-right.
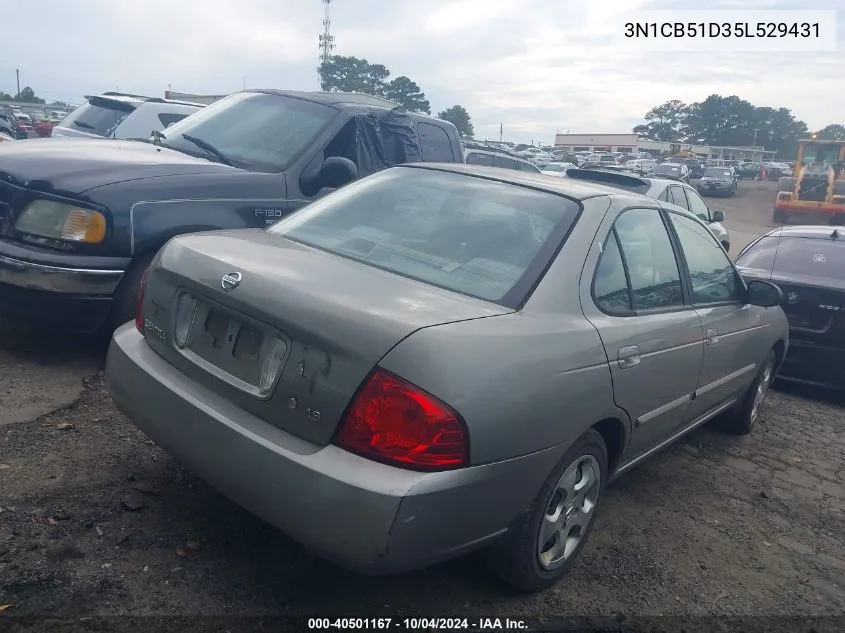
(142, 229), (512, 445)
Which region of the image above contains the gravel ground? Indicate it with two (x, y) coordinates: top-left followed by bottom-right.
(1, 181), (843, 632)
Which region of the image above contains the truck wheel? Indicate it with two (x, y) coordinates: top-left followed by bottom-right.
(108, 252), (156, 333)
(488, 429), (607, 593)
(830, 215), (845, 227)
(834, 180), (845, 196)
(773, 209), (788, 224)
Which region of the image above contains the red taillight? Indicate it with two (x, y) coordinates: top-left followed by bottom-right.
(135, 268), (150, 334)
(334, 369), (469, 471)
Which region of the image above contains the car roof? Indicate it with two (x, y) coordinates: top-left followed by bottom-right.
(248, 89), (400, 110)
(761, 225), (845, 240)
(405, 163), (649, 200)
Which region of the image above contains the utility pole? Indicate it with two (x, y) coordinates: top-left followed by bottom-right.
(752, 128), (758, 147)
(15, 69), (20, 98)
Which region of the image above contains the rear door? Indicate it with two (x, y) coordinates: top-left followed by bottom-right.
(665, 210), (764, 419)
(582, 206), (705, 458)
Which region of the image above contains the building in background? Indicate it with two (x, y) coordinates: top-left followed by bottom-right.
(553, 132), (777, 161)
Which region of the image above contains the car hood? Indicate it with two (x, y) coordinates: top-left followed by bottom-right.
(700, 177), (731, 183)
(0, 137), (237, 195)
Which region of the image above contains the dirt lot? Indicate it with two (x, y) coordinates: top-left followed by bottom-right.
(1, 181), (843, 628)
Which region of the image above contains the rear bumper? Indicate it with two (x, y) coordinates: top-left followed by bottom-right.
(0, 239), (127, 332)
(106, 325), (561, 574)
(777, 339), (845, 389)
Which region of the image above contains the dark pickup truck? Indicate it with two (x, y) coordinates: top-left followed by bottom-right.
(0, 90), (464, 334)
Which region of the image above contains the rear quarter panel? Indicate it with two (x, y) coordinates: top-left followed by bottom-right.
(379, 196), (626, 466)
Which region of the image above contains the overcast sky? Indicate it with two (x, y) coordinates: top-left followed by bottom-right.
(1, 0), (841, 144)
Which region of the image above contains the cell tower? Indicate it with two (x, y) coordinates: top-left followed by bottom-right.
(318, 0), (335, 65)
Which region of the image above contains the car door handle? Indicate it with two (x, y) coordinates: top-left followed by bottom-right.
(706, 329), (720, 345)
(617, 345), (641, 369)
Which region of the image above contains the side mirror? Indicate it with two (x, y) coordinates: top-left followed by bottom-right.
(712, 210), (726, 223)
(321, 156), (358, 189)
(746, 279), (782, 308)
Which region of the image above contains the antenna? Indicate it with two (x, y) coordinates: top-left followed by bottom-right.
(318, 0), (335, 66)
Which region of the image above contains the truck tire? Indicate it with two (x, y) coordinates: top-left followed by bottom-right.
(108, 251), (156, 333)
(773, 208), (788, 224)
(777, 177), (795, 193)
(834, 180), (845, 196)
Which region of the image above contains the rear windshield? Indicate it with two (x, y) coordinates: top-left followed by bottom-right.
(655, 165), (680, 174)
(736, 235), (845, 281)
(268, 167), (581, 307)
(704, 169), (731, 178)
(59, 100), (136, 137)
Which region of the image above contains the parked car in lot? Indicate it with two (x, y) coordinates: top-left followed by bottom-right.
(465, 147), (541, 173)
(697, 167), (737, 197)
(736, 225), (844, 388)
(0, 90), (464, 335)
(106, 163), (787, 593)
(565, 168), (732, 251)
(736, 162), (762, 180)
(540, 161), (575, 177)
(52, 92), (204, 140)
(651, 162), (689, 183)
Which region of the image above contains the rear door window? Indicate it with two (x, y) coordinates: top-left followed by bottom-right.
(417, 123), (455, 162)
(517, 160), (541, 173)
(494, 156), (518, 170)
(667, 186), (690, 210)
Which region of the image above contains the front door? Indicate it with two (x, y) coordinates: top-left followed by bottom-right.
(665, 211), (763, 419)
(582, 207), (705, 459)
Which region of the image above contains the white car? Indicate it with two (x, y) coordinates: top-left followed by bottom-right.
(52, 92), (203, 140)
(518, 147), (552, 166)
(541, 162), (576, 177)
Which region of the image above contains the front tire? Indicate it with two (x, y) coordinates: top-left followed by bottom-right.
(108, 251), (156, 333)
(719, 349), (776, 436)
(489, 430), (607, 593)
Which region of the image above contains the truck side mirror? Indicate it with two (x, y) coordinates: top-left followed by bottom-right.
(321, 157), (358, 189)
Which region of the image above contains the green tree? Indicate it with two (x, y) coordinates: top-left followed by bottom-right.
(318, 55), (390, 95)
(384, 76), (430, 114)
(437, 105), (474, 139)
(0, 91), (13, 101)
(15, 87), (45, 104)
(632, 99), (688, 141)
(816, 123), (845, 140)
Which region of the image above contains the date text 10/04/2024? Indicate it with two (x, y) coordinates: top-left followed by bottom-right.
(624, 22), (820, 38)
(307, 618), (529, 630)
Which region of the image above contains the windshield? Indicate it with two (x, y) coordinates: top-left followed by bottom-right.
(801, 143), (841, 165)
(737, 235), (845, 281)
(58, 100), (135, 137)
(267, 167), (580, 306)
(158, 92), (337, 173)
(704, 168), (731, 178)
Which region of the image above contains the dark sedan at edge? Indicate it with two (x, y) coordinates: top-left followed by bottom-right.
(736, 225), (845, 388)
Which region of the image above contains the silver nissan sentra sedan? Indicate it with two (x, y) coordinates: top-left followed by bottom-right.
(105, 163), (788, 592)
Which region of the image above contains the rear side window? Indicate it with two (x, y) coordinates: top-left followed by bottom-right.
(417, 123), (454, 162)
(494, 156), (518, 170)
(268, 167), (581, 307)
(593, 230), (633, 314)
(158, 113), (189, 128)
(667, 187), (690, 210)
(517, 160), (541, 173)
(59, 100), (135, 137)
(466, 152), (494, 167)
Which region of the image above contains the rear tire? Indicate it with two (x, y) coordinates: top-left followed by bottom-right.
(773, 209), (788, 224)
(488, 430), (607, 593)
(107, 251), (156, 334)
(718, 349), (776, 436)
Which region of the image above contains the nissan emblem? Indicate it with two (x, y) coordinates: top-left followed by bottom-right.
(221, 271), (242, 291)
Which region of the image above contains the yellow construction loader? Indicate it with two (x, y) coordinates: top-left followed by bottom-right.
(773, 140), (845, 225)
